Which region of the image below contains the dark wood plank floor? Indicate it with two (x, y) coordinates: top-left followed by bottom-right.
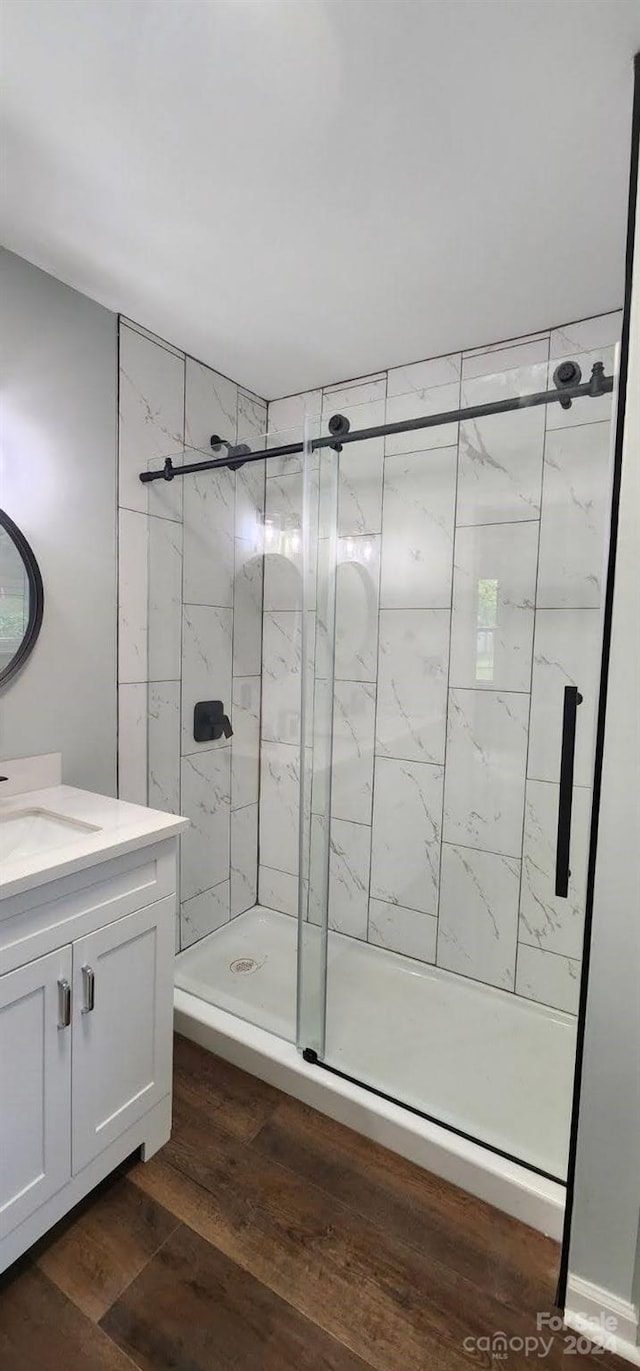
(0, 1034), (626, 1370)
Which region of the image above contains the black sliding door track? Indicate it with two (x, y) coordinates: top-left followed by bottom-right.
(302, 1049), (565, 1186)
(140, 366), (614, 483)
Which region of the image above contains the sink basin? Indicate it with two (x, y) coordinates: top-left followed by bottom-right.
(0, 808), (102, 862)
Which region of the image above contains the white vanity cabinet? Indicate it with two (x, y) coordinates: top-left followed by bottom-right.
(0, 946), (73, 1238)
(0, 816), (184, 1275)
(71, 899), (174, 1172)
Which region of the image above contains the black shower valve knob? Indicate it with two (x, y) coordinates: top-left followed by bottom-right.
(194, 700), (233, 743)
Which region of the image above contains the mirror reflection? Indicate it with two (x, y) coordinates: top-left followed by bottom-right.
(0, 525), (30, 675)
(0, 511), (44, 686)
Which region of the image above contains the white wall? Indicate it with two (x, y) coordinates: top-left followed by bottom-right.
(0, 249), (117, 794)
(568, 150), (640, 1332)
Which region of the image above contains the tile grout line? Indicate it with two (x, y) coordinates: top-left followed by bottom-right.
(181, 874), (231, 906)
(119, 503), (182, 525)
(515, 940), (582, 966)
(189, 898), (578, 1012)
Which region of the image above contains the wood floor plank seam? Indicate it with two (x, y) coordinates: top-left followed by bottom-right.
(0, 1264), (143, 1371)
(133, 1161), (455, 1370)
(132, 1158), (396, 1370)
(173, 1035), (558, 1317)
(246, 1100), (559, 1317)
(100, 1222), (376, 1371)
(92, 1217), (185, 1327)
(129, 1152), (625, 1371)
(95, 1221), (188, 1331)
(247, 1109), (556, 1289)
(130, 1142), (563, 1371)
(33, 1174), (182, 1326)
(174, 1039), (557, 1299)
(163, 1116), (553, 1331)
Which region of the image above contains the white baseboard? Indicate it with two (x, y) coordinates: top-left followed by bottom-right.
(565, 1274), (640, 1365)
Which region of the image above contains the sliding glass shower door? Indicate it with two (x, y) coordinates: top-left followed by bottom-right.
(298, 333), (619, 1181)
(296, 420), (338, 1057)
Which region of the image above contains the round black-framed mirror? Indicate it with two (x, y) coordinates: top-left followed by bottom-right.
(0, 509), (45, 688)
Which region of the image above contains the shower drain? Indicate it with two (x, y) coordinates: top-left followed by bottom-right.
(229, 957), (260, 975)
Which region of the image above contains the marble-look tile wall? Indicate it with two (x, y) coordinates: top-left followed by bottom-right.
(117, 318), (267, 952)
(261, 311), (621, 1015)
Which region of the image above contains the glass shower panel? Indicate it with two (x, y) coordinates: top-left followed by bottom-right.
(170, 413), (311, 1042)
(311, 342), (618, 1180)
(296, 424), (338, 1055)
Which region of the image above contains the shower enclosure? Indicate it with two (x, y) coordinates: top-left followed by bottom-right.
(140, 313), (620, 1198)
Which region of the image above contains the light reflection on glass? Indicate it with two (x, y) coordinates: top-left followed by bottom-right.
(339, 536), (374, 563)
(262, 515), (301, 560)
(259, 523), (375, 566)
(476, 577), (498, 682)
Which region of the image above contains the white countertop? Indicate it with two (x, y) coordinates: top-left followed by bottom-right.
(0, 784), (189, 901)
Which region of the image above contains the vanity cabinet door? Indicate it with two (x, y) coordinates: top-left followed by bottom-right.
(71, 897), (174, 1173)
(0, 946), (72, 1238)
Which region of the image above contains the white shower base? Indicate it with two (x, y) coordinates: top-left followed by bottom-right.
(175, 904), (575, 1238)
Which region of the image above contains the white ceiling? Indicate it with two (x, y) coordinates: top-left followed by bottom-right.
(1, 0), (639, 399)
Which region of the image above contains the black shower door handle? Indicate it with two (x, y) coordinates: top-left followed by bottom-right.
(555, 685), (583, 898)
